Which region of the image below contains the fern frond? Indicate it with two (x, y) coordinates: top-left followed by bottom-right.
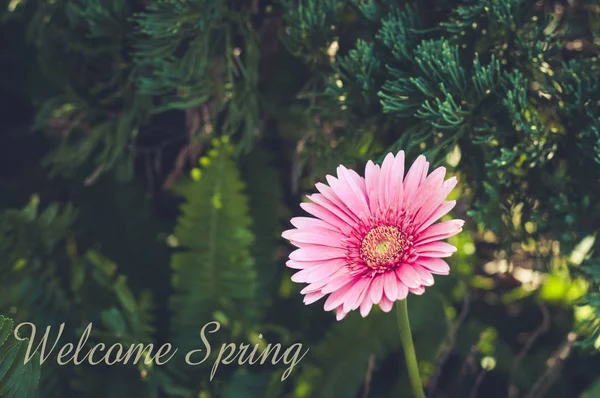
(282, 0), (342, 56)
(169, 138), (258, 352)
(0, 315), (41, 398)
(239, 148), (283, 310)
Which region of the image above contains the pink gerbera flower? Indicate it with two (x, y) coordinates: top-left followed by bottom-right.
(282, 151), (464, 320)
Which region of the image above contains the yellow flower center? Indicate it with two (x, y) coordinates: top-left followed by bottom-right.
(360, 225), (407, 268)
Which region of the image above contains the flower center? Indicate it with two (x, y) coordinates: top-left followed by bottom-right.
(360, 225), (407, 268)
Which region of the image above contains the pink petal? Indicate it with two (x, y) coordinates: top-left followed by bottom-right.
(299, 267), (352, 292)
(378, 153), (396, 213)
(412, 177), (458, 227)
(379, 296), (394, 312)
(360, 299), (373, 317)
(304, 261), (347, 283)
(406, 166), (446, 216)
(364, 160), (381, 214)
(380, 151), (405, 213)
(306, 193), (357, 226)
(325, 174), (367, 221)
(369, 275), (384, 303)
(417, 258), (450, 275)
(336, 307), (347, 320)
(395, 283), (409, 300)
(286, 257), (346, 270)
(321, 274), (356, 294)
(301, 275), (336, 293)
(415, 241), (457, 257)
(324, 283), (354, 311)
(290, 217), (340, 231)
(410, 285), (426, 295)
(343, 277), (370, 312)
(315, 182), (360, 223)
(292, 260), (346, 283)
(415, 200), (457, 234)
(335, 165), (370, 218)
(413, 266), (435, 286)
(303, 291), (325, 304)
(383, 271), (399, 303)
(415, 241), (457, 253)
(403, 155), (429, 207)
(395, 264), (421, 288)
(415, 251), (454, 258)
(415, 219), (464, 245)
(286, 259), (308, 270)
(282, 227), (345, 247)
(289, 246), (347, 261)
(300, 202), (352, 232)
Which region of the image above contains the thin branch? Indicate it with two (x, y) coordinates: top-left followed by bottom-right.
(362, 354), (376, 398)
(291, 130), (315, 194)
(84, 165), (105, 186)
(468, 369), (487, 398)
(428, 289), (471, 397)
(508, 302), (551, 398)
(524, 332), (578, 398)
(161, 143), (202, 190)
(162, 105), (210, 190)
(144, 153), (154, 197)
(456, 341), (480, 389)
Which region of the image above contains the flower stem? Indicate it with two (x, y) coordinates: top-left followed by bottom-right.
(396, 299), (426, 398)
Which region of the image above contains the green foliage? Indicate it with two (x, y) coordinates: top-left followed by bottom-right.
(239, 148), (284, 308)
(169, 138), (258, 352)
(0, 315), (41, 398)
(282, 0), (342, 57)
(327, 39), (383, 115)
(1, 0), (600, 396)
(134, 0), (261, 149)
(0, 195), (77, 323)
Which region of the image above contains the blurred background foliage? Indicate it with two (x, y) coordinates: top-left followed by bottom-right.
(0, 0), (599, 397)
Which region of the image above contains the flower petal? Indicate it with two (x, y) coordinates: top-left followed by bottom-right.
(395, 283), (409, 300)
(282, 227), (345, 247)
(383, 271), (399, 303)
(410, 285), (426, 295)
(306, 193), (357, 226)
(415, 200), (457, 234)
(343, 277), (370, 312)
(379, 296), (394, 312)
(406, 166), (445, 216)
(403, 155), (428, 207)
(360, 299), (373, 317)
(395, 264), (421, 288)
(290, 216), (340, 231)
(413, 266), (435, 286)
(378, 152), (396, 213)
(336, 307), (348, 320)
(364, 160), (381, 214)
(300, 202), (353, 232)
(415, 241), (457, 258)
(336, 165), (370, 218)
(321, 274), (356, 294)
(413, 177), (458, 227)
(415, 219), (464, 245)
(303, 291), (325, 304)
(369, 275), (384, 303)
(416, 258), (450, 275)
(289, 246), (347, 261)
(315, 182), (360, 223)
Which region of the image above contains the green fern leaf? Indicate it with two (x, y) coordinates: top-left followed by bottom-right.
(240, 148), (284, 310)
(170, 138), (258, 352)
(0, 315), (41, 398)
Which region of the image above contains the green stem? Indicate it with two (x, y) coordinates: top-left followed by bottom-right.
(396, 299), (426, 398)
